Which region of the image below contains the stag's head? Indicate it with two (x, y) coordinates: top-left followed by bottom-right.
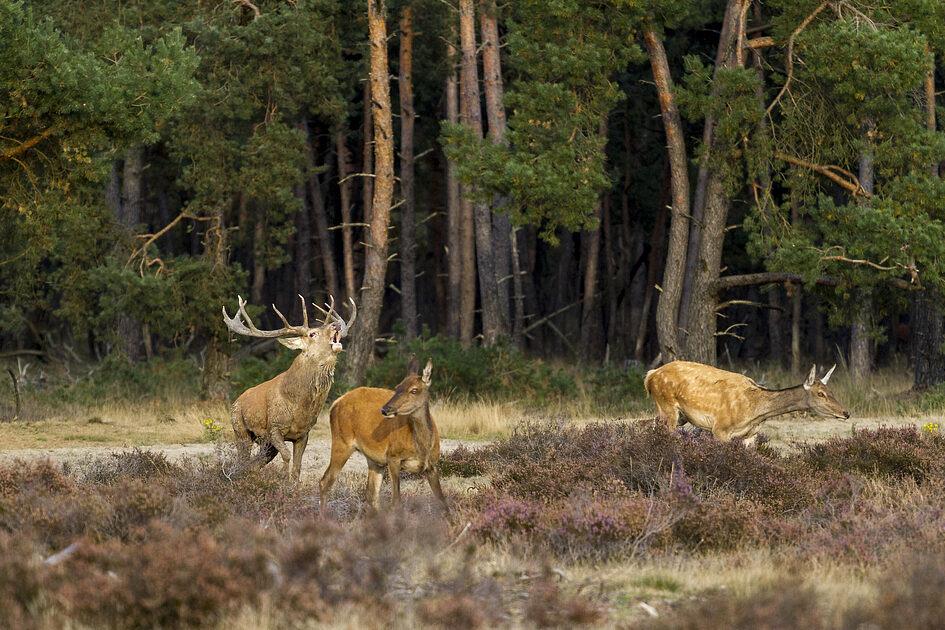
(802, 364), (850, 419)
(380, 356), (432, 418)
(222, 294), (357, 364)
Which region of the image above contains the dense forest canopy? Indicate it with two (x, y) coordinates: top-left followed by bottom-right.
(2, 0), (943, 392)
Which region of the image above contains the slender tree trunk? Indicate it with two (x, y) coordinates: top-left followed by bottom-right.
(580, 194), (604, 359)
(684, 0), (748, 364)
(294, 183), (312, 304)
(913, 50), (945, 389)
(445, 37), (464, 340)
(481, 0), (512, 331)
(767, 286), (783, 366)
(850, 134), (875, 379)
(634, 181), (669, 361)
(304, 123), (342, 303)
(459, 0), (504, 346)
(252, 216), (266, 305)
(348, 0), (395, 383)
(117, 147), (144, 362)
(399, 5), (418, 339)
(643, 24), (690, 362)
(791, 284), (802, 375)
(362, 79), (374, 229)
(336, 128), (357, 303)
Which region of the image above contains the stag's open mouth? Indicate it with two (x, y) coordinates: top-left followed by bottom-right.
(330, 327), (343, 352)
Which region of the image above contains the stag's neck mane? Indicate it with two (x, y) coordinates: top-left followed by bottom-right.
(754, 385), (810, 421)
(407, 403), (436, 471)
(281, 351), (337, 403)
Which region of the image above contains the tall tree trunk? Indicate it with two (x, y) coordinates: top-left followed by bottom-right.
(294, 182), (312, 304)
(117, 147), (144, 362)
(643, 24), (690, 362)
(399, 5), (418, 339)
(913, 50), (945, 389)
(767, 286), (784, 366)
(580, 194), (604, 359)
(634, 179), (669, 361)
(362, 79), (374, 229)
(480, 0), (512, 331)
(304, 123), (342, 303)
(850, 134), (875, 379)
(251, 215), (266, 305)
(348, 0), (394, 384)
(459, 0), (504, 346)
(445, 36), (463, 340)
(683, 0), (747, 364)
(789, 283), (802, 374)
(336, 128), (358, 303)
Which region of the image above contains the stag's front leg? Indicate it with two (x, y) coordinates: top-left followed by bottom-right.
(366, 463), (384, 511)
(270, 428), (292, 478)
(291, 433), (309, 482)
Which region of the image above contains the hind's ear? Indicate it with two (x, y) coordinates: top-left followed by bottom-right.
(407, 354), (420, 375)
(804, 364), (817, 390)
(421, 359), (433, 385)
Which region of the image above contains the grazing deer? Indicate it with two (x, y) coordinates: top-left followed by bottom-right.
(224, 294), (356, 480)
(319, 357), (448, 515)
(644, 361), (850, 446)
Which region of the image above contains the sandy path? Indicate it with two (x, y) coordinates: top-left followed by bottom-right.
(0, 438), (481, 482)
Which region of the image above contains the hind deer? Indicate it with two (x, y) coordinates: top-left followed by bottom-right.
(644, 361), (850, 446)
(224, 294), (356, 480)
(319, 357), (448, 516)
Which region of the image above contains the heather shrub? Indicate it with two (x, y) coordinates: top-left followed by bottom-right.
(58, 523), (271, 629)
(671, 497), (766, 551)
(75, 449), (179, 484)
(524, 570), (604, 627)
(801, 427), (945, 482)
(439, 444), (487, 477)
(0, 533), (45, 630)
(645, 579), (826, 630)
(472, 494), (543, 542)
(546, 496), (655, 559)
(473, 421), (813, 512)
(844, 551), (945, 630)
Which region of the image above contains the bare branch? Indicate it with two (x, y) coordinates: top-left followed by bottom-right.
(774, 151), (871, 198)
(765, 2), (830, 119)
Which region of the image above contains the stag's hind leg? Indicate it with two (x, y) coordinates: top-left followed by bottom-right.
(270, 428), (292, 478)
(231, 404), (253, 462)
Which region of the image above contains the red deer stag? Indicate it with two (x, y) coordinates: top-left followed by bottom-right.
(644, 361), (849, 446)
(319, 357), (448, 515)
(223, 294), (356, 480)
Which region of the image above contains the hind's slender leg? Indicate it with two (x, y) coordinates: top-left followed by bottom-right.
(366, 462), (384, 511)
(319, 442), (355, 513)
(655, 399), (681, 431)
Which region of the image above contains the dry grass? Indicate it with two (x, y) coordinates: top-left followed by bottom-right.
(0, 400), (226, 449)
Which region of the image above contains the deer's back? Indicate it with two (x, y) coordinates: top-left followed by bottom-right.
(329, 387), (433, 463)
(646, 361), (759, 430)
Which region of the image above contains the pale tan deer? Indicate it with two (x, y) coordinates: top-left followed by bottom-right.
(644, 361), (850, 446)
(224, 294), (356, 480)
(319, 357), (448, 515)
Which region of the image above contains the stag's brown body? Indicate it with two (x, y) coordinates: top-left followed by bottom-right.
(644, 360), (849, 445)
(224, 294), (355, 480)
(319, 359), (447, 514)
(231, 351), (337, 476)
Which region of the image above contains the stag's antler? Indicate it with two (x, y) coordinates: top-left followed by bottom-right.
(312, 295), (357, 338)
(222, 295), (308, 338)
